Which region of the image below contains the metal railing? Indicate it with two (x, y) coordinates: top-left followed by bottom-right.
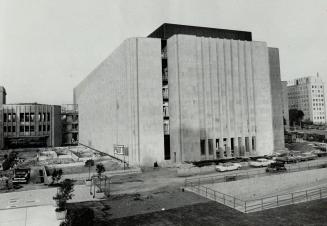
(186, 183), (327, 213)
(184, 159), (327, 187)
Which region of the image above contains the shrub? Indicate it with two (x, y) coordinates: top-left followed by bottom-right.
(51, 169), (63, 185)
(84, 159), (95, 180)
(96, 163), (105, 177)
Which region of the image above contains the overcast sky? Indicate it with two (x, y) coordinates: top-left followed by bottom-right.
(1, 0), (327, 104)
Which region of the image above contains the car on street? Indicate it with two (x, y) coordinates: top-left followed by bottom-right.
(249, 158), (275, 167)
(266, 161), (287, 173)
(215, 163), (242, 172)
(275, 154), (298, 163)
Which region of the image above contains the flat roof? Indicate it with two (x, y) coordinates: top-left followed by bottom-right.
(148, 23), (252, 41)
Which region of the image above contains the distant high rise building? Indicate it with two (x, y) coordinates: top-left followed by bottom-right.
(287, 74), (326, 125)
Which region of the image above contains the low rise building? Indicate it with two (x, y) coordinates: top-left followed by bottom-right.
(61, 104), (79, 146)
(1, 103), (62, 148)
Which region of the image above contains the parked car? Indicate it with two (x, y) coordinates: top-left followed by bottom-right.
(249, 158), (275, 167)
(266, 161), (287, 173)
(275, 155), (298, 164)
(12, 168), (30, 184)
(300, 152), (317, 161)
(215, 163), (242, 172)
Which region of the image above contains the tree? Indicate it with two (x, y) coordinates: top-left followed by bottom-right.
(96, 163), (105, 178)
(51, 169), (63, 185)
(2, 151), (18, 171)
(54, 179), (74, 215)
(84, 159), (95, 180)
(96, 163), (105, 192)
(289, 109), (305, 127)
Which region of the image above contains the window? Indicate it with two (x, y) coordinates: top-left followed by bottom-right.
(30, 113), (35, 122)
(25, 126), (29, 132)
(20, 126), (24, 132)
(43, 125), (46, 131)
(25, 113), (30, 122)
(30, 126), (35, 132)
(39, 125), (42, 132)
(8, 126), (11, 132)
(216, 139), (220, 149)
(47, 125), (50, 131)
(12, 113), (16, 122)
(208, 139), (213, 155)
(12, 126), (16, 132)
(231, 138), (234, 151)
(8, 113), (11, 122)
(200, 139), (206, 155)
(20, 113), (24, 122)
(3, 126), (6, 132)
(47, 113), (50, 121)
(43, 113), (46, 121)
(3, 113), (7, 122)
(38, 113), (41, 121)
(252, 136), (256, 151)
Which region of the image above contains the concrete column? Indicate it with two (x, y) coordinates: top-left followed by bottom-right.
(239, 137), (246, 156)
(234, 137), (240, 157)
(226, 137), (232, 157)
(218, 138), (225, 159)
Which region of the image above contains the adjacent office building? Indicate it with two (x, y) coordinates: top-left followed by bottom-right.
(281, 81), (290, 130)
(1, 103), (62, 148)
(0, 86), (6, 149)
(61, 104), (79, 146)
(287, 75), (326, 125)
(74, 23), (285, 166)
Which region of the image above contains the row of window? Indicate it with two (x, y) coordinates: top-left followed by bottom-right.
(312, 85), (323, 89)
(313, 103), (324, 107)
(3, 125), (51, 133)
(313, 98), (324, 102)
(313, 108), (324, 111)
(3, 112), (51, 123)
(314, 116), (325, 120)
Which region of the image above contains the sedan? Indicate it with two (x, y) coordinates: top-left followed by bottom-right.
(249, 158), (275, 167)
(215, 163), (242, 172)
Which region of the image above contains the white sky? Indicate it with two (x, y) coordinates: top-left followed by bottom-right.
(1, 0), (327, 104)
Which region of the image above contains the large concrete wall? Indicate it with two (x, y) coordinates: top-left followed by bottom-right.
(268, 48), (285, 150)
(168, 35), (275, 162)
(74, 38), (164, 166)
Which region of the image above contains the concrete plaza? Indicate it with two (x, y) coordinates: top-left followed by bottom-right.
(0, 205), (60, 226)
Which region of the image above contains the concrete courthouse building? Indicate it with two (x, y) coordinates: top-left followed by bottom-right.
(74, 24), (284, 166)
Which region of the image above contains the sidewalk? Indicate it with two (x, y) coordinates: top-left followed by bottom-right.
(0, 184), (103, 210)
(0, 205), (60, 226)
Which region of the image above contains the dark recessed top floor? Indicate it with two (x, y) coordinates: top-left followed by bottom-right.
(148, 23), (252, 41)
